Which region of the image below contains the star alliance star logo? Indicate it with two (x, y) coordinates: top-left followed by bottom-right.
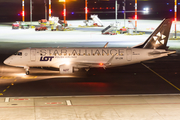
(153, 32), (166, 45)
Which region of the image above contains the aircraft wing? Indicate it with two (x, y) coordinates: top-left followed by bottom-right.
(65, 53), (117, 68)
(72, 62), (108, 68)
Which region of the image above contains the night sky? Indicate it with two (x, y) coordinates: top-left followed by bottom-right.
(0, 0), (179, 22)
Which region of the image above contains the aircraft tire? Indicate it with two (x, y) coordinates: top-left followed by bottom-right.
(26, 71), (30, 75)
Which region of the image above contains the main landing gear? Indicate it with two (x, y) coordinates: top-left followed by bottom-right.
(24, 66), (30, 75)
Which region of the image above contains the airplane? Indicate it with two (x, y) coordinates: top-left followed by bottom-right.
(3, 19), (176, 75)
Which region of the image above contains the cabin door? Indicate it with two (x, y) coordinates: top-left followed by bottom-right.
(30, 49), (36, 61)
(126, 49), (132, 61)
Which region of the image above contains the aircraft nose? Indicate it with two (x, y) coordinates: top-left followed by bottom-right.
(3, 58), (11, 65)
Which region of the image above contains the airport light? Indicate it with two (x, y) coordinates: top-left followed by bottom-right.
(174, 0), (177, 38)
(22, 0), (25, 22)
(143, 7), (149, 12)
(143, 7), (149, 15)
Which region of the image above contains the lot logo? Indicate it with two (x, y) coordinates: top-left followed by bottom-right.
(40, 56), (54, 61)
(63, 69), (69, 72)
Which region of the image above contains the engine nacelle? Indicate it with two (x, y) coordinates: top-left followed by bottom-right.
(59, 65), (74, 74)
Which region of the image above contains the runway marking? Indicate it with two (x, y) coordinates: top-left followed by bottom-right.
(0, 79), (17, 96)
(0, 76), (16, 79)
(45, 102), (63, 105)
(4, 98), (10, 103)
(2, 102), (180, 108)
(12, 99), (30, 101)
(142, 63), (180, 91)
(66, 100), (72, 106)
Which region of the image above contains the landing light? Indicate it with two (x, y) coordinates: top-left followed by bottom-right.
(65, 62), (70, 65)
(14, 73), (26, 76)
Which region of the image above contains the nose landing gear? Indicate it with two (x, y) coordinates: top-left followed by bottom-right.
(24, 66), (30, 75)
(26, 71), (30, 75)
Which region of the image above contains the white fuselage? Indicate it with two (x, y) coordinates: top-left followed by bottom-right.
(4, 47), (169, 69)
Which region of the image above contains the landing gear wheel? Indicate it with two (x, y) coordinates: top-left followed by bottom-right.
(26, 71), (30, 75)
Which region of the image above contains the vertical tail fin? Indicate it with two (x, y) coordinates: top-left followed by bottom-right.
(133, 19), (172, 49)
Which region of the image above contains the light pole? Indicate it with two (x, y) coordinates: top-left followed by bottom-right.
(44, 0), (47, 20)
(115, 0), (118, 33)
(59, 0), (66, 23)
(135, 0), (137, 33)
(22, 0), (25, 22)
(115, 0), (117, 23)
(175, 0), (177, 38)
(123, 0), (126, 27)
(30, 0), (32, 26)
(64, 0), (66, 23)
(85, 0), (88, 21)
(49, 0), (51, 19)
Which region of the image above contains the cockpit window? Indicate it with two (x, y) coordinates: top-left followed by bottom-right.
(14, 52), (22, 56)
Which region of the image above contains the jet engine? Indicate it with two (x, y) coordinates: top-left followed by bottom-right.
(59, 65), (75, 74)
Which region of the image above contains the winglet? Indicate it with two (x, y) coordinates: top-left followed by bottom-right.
(103, 42), (109, 48)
